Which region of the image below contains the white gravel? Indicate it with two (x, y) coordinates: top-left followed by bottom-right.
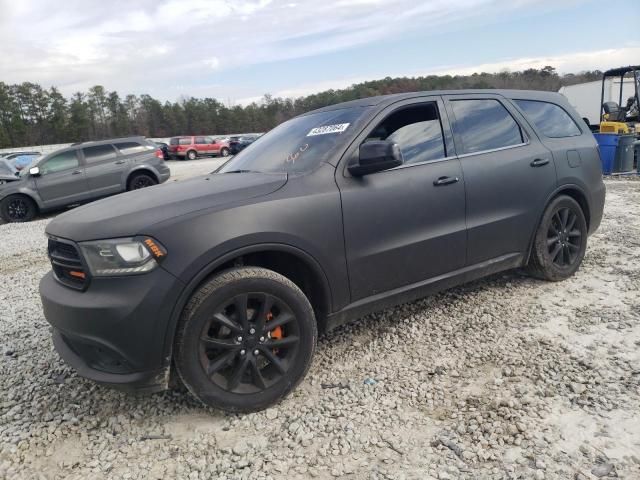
(1, 174), (639, 480)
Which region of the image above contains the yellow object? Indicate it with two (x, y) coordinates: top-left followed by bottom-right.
(600, 121), (630, 134)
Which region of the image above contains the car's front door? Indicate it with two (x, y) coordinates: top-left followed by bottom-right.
(443, 94), (557, 265)
(337, 97), (467, 301)
(34, 150), (89, 208)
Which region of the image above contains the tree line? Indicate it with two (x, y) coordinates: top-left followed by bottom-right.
(0, 66), (600, 148)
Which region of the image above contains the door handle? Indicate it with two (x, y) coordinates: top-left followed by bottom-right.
(71, 170), (82, 175)
(433, 176), (459, 186)
(530, 158), (550, 167)
(115, 160), (125, 165)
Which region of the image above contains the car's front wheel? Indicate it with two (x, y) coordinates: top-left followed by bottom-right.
(186, 150), (197, 160)
(527, 195), (588, 281)
(220, 147), (230, 157)
(0, 194), (37, 223)
(174, 267), (317, 412)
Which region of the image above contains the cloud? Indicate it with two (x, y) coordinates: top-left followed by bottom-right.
(234, 44), (640, 103)
(0, 0), (632, 102)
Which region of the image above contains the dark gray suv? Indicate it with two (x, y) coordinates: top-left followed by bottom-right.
(39, 90), (605, 412)
(0, 137), (170, 222)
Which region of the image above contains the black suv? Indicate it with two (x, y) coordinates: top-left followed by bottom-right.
(40, 90), (605, 412)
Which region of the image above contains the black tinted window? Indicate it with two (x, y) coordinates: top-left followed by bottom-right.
(367, 103), (446, 165)
(450, 99), (523, 154)
(114, 142), (147, 154)
(170, 138), (179, 145)
(41, 151), (79, 174)
(514, 100), (581, 138)
(195, 137), (207, 144)
(83, 144), (117, 164)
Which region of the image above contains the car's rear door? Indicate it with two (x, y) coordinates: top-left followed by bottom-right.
(82, 143), (124, 197)
(443, 94), (557, 265)
(194, 136), (209, 156)
(337, 97), (467, 301)
(34, 150), (89, 208)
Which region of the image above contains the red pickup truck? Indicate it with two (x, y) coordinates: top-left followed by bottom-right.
(168, 136), (230, 160)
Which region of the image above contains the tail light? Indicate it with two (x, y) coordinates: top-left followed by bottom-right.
(155, 149), (163, 159)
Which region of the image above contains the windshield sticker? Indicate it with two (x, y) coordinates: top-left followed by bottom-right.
(307, 123), (350, 137)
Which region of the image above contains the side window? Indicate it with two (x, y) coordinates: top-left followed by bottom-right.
(514, 100), (582, 138)
(114, 142), (146, 155)
(83, 144), (117, 164)
(364, 102), (446, 165)
(450, 99), (523, 154)
(205, 137), (214, 143)
(195, 136), (207, 144)
(179, 138), (192, 146)
(40, 151), (79, 174)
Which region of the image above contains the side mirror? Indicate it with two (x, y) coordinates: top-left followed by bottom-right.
(348, 141), (403, 177)
(29, 166), (40, 176)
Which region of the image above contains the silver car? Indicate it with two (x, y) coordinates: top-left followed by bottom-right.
(0, 137), (170, 222)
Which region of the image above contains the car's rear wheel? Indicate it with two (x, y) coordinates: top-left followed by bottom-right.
(220, 147), (230, 157)
(187, 150), (197, 160)
(174, 267), (317, 412)
(127, 173), (158, 191)
(0, 194), (37, 223)
(527, 195), (587, 281)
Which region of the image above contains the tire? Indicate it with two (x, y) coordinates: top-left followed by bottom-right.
(174, 267), (317, 413)
(127, 172), (158, 191)
(527, 195), (588, 281)
(0, 194), (37, 223)
(186, 150), (197, 160)
(220, 147), (230, 157)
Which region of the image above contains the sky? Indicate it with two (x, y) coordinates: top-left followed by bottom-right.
(0, 0), (638, 104)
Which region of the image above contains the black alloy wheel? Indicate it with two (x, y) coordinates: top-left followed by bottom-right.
(175, 267), (317, 412)
(0, 195), (36, 223)
(527, 195), (587, 281)
(546, 207), (582, 268)
(127, 173), (157, 191)
(199, 292), (300, 393)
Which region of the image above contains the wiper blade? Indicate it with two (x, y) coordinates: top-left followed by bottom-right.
(223, 169), (259, 174)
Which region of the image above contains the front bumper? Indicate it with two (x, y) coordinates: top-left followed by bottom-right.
(40, 267), (184, 392)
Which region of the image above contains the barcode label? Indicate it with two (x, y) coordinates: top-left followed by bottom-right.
(307, 123), (350, 136)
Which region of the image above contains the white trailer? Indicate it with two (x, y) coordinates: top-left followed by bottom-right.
(559, 78), (636, 127)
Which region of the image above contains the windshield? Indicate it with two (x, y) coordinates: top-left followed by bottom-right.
(219, 106), (371, 174)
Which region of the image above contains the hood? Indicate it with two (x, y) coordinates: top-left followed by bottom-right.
(46, 172), (287, 241)
(0, 174), (20, 182)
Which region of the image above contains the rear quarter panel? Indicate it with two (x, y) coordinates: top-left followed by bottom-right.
(509, 92), (605, 234)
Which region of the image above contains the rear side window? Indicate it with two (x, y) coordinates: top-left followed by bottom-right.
(83, 145), (117, 164)
(179, 138), (192, 146)
(450, 99), (523, 154)
(40, 151), (79, 174)
(514, 100), (581, 138)
(169, 138), (179, 145)
(114, 142), (146, 155)
(365, 102), (446, 165)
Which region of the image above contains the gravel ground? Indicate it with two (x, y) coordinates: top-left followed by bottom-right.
(1, 174), (639, 480)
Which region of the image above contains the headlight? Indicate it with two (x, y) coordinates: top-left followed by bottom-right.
(79, 237), (166, 276)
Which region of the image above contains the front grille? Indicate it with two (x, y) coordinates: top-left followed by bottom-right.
(48, 238), (88, 290)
